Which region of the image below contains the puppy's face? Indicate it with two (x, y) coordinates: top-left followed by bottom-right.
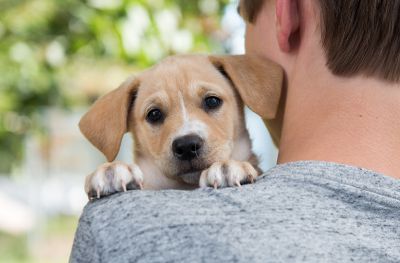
(79, 54), (283, 186)
(131, 56), (243, 183)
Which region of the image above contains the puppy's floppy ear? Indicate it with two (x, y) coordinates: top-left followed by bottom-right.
(209, 54), (283, 119)
(208, 55), (284, 145)
(79, 77), (140, 161)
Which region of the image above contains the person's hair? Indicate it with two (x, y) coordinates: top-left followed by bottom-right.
(239, 0), (400, 82)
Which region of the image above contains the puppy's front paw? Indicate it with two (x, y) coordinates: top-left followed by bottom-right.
(199, 160), (258, 189)
(85, 161), (143, 200)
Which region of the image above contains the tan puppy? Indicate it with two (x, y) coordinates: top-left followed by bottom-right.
(80, 55), (283, 199)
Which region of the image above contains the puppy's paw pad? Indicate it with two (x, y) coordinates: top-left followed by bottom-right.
(85, 161), (143, 200)
(199, 160), (258, 189)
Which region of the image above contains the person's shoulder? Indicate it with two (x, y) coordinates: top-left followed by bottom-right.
(80, 176), (281, 229)
(77, 160), (333, 220)
(80, 160), (400, 226)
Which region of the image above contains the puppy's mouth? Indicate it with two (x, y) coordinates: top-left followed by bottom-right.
(176, 161), (208, 185)
(180, 170), (202, 185)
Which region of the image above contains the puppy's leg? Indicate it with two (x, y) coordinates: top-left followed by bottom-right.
(85, 161), (144, 200)
(199, 160), (258, 189)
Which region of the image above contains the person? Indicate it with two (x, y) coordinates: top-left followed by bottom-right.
(69, 0), (400, 262)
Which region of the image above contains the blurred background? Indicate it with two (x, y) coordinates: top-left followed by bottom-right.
(0, 0), (277, 262)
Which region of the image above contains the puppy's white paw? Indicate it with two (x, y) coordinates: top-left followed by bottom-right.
(199, 160), (258, 189)
(85, 161), (143, 200)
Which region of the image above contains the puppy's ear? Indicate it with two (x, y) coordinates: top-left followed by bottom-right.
(209, 54), (283, 119)
(79, 77), (139, 161)
(208, 55), (284, 145)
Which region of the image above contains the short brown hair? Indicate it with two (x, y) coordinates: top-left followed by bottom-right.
(239, 0), (400, 82)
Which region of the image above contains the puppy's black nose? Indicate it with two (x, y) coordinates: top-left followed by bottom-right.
(172, 135), (204, 161)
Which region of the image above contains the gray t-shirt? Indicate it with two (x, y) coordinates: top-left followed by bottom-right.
(69, 161), (400, 263)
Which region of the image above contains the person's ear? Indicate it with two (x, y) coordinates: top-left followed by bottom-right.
(79, 77), (140, 161)
(208, 55), (284, 145)
(276, 0), (300, 52)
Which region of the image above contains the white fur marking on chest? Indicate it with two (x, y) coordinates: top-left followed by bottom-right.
(137, 158), (185, 189)
(231, 133), (252, 161)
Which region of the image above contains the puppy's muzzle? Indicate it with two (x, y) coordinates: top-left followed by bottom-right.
(172, 134), (204, 161)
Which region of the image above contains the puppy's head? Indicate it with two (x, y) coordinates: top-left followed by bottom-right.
(79, 55), (283, 184)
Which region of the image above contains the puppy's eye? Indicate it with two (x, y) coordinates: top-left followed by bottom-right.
(146, 109), (164, 124)
(203, 96), (222, 111)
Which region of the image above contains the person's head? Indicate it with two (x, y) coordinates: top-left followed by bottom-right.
(239, 1), (400, 179)
(240, 0), (400, 83)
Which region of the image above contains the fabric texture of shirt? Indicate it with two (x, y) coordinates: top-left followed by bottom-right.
(69, 161), (400, 263)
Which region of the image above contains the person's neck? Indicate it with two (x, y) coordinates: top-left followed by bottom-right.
(278, 65), (400, 179)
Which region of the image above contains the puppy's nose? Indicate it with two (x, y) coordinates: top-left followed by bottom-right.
(172, 135), (204, 161)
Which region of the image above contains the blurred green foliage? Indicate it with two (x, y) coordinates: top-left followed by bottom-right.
(0, 0), (229, 173)
(0, 232), (30, 263)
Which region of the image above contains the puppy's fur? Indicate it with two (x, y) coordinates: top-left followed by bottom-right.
(80, 55), (283, 199)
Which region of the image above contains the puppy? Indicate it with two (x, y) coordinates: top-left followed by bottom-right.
(79, 55), (283, 199)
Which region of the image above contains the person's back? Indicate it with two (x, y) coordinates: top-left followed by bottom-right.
(70, 0), (400, 262)
(70, 161), (400, 262)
